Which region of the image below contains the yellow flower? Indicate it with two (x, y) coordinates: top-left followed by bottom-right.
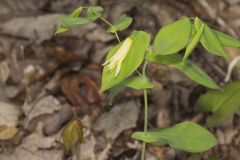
(103, 37), (133, 77)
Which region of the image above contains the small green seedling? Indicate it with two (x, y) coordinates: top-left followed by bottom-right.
(56, 6), (240, 159)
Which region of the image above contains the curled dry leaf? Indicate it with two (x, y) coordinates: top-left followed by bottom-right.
(61, 119), (84, 154)
(61, 74), (105, 108)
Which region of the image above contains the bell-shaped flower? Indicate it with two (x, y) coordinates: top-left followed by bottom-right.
(103, 37), (132, 77)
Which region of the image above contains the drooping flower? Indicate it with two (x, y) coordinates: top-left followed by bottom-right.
(103, 37), (133, 77)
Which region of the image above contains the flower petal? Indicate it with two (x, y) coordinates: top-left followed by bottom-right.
(115, 62), (122, 77)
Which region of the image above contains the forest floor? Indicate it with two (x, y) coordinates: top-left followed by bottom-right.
(0, 0), (239, 160)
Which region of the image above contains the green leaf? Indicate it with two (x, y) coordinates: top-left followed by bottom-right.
(58, 14), (99, 29)
(55, 6), (83, 34)
(191, 24), (196, 37)
(107, 76), (153, 103)
(70, 6), (83, 17)
(194, 18), (227, 58)
(132, 121), (217, 153)
(107, 15), (133, 33)
(146, 52), (220, 89)
(154, 17), (192, 55)
(100, 31), (150, 92)
(55, 26), (69, 34)
(86, 6), (103, 17)
(183, 23), (205, 61)
(56, 6), (102, 34)
(196, 81), (240, 127)
(121, 76), (153, 90)
(213, 29), (240, 47)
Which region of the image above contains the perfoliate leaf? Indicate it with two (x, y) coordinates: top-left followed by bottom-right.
(61, 119), (84, 153)
(56, 6), (102, 34)
(107, 76), (153, 103)
(86, 6), (103, 17)
(100, 30), (150, 92)
(146, 52), (220, 89)
(132, 121), (217, 153)
(121, 76), (153, 90)
(107, 15), (133, 33)
(196, 81), (240, 127)
(70, 6), (83, 17)
(58, 15), (99, 29)
(213, 29), (240, 47)
(183, 23), (205, 61)
(154, 17), (191, 55)
(194, 17), (227, 58)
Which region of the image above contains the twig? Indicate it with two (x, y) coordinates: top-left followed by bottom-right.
(100, 17), (121, 43)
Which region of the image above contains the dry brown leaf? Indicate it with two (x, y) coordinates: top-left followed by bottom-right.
(0, 14), (58, 43)
(0, 125), (18, 140)
(61, 74), (105, 108)
(72, 127), (96, 160)
(0, 123), (62, 160)
(94, 100), (139, 140)
(0, 0), (49, 19)
(0, 101), (20, 127)
(21, 65), (45, 87)
(24, 96), (72, 135)
(0, 60), (10, 84)
(24, 95), (62, 123)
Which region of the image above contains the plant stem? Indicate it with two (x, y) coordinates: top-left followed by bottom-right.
(100, 17), (121, 43)
(143, 90), (148, 136)
(136, 70), (143, 78)
(142, 61), (148, 77)
(141, 61), (149, 160)
(141, 89), (148, 160)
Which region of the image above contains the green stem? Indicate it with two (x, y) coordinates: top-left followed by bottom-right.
(136, 70), (143, 78)
(143, 90), (148, 135)
(141, 142), (146, 160)
(141, 61), (148, 160)
(100, 17), (121, 43)
(142, 61), (148, 77)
